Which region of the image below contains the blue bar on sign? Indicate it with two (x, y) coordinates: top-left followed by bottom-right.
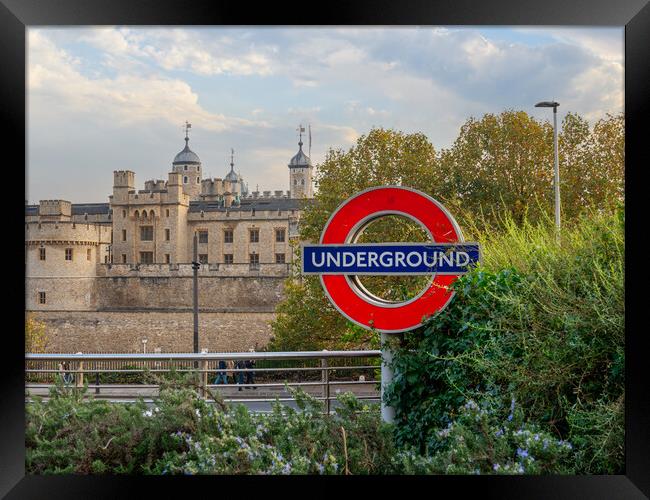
(302, 243), (481, 275)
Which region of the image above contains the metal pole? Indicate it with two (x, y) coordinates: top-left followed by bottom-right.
(380, 332), (395, 424)
(553, 106), (561, 234)
(192, 232), (199, 364)
(321, 354), (330, 415)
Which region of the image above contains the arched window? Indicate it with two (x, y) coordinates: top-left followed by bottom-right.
(301, 179), (305, 185)
(134, 210), (139, 219)
(166, 209), (170, 217)
(184, 176), (188, 184)
(150, 210), (155, 219)
(122, 210), (126, 218)
(143, 211), (147, 219)
(196, 177), (200, 184)
(184, 165), (188, 171)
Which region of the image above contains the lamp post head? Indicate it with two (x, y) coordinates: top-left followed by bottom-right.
(535, 101), (560, 110)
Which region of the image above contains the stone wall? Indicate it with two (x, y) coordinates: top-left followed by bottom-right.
(94, 275), (286, 311)
(31, 311), (276, 353)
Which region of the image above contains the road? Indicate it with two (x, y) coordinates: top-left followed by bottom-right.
(25, 382), (381, 413)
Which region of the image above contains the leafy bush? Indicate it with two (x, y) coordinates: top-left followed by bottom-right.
(385, 209), (624, 474)
(26, 377), (395, 475)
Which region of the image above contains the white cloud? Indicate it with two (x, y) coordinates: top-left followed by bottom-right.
(78, 27), (277, 77)
(28, 30), (258, 132)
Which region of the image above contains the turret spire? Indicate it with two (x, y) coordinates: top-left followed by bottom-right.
(297, 124), (305, 149)
(184, 121), (192, 146)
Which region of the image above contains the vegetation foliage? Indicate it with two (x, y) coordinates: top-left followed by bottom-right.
(385, 208), (624, 474)
(26, 377), (576, 475)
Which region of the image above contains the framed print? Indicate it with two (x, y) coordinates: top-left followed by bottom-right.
(2, 0), (648, 497)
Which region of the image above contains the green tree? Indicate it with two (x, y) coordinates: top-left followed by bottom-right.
(439, 110), (624, 226)
(26, 313), (48, 353)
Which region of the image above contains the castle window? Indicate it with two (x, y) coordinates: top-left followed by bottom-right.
(184, 165), (188, 171)
(150, 210), (155, 219)
(140, 226), (154, 241)
(139, 252), (153, 264)
(249, 253), (260, 270)
(104, 255), (109, 264)
(165, 229), (170, 241)
(184, 176), (188, 184)
(122, 210), (126, 218)
(122, 254), (127, 264)
(87, 249), (92, 261)
(122, 229), (127, 241)
(224, 254), (233, 265)
(252, 209), (256, 217)
(166, 209), (170, 217)
(275, 253), (286, 264)
(199, 254), (208, 264)
(198, 231), (208, 244)
(250, 229), (259, 243)
(165, 254), (170, 264)
(39, 247), (46, 261)
(196, 177), (200, 184)
(38, 291), (46, 304)
(65, 248), (73, 261)
(275, 228), (286, 242)
(134, 210), (139, 219)
(294, 179), (297, 185)
(301, 179), (305, 185)
(224, 229), (233, 244)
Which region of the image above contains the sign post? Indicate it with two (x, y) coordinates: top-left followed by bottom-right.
(302, 186), (480, 423)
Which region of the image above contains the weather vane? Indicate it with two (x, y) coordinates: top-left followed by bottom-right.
(297, 124), (305, 144)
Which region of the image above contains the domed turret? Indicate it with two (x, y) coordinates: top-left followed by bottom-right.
(224, 148), (239, 182)
(288, 140), (311, 167)
(173, 138), (201, 165)
(172, 121), (202, 200)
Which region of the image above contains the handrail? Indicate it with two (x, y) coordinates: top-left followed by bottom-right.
(25, 350), (381, 361)
(25, 350), (382, 413)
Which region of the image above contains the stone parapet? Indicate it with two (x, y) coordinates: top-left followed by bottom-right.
(97, 262), (290, 278)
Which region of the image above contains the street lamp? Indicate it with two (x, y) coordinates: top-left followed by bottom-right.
(535, 101), (561, 234)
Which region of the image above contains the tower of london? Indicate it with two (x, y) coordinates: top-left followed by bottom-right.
(25, 125), (314, 353)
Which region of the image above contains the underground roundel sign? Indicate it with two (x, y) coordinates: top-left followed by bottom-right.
(301, 186), (481, 333)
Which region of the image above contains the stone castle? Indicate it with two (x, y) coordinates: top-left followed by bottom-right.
(25, 124), (314, 352)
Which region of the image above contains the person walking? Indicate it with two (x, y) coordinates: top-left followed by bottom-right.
(57, 361), (65, 385)
(245, 348), (256, 390)
(226, 359), (235, 384)
(235, 359), (245, 391)
(213, 360), (228, 385)
(62, 361), (73, 385)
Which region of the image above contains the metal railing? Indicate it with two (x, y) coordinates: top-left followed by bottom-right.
(25, 351), (382, 414)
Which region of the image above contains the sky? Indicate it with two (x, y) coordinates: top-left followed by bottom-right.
(26, 27), (623, 204)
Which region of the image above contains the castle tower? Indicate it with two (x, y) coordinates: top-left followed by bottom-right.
(171, 121), (202, 200)
(288, 125), (313, 199)
(223, 148), (241, 208)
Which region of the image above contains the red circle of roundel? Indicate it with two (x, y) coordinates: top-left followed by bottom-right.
(320, 186), (464, 333)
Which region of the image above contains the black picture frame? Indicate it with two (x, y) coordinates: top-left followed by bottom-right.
(3, 0), (648, 497)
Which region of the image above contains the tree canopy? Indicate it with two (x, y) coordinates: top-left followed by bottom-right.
(269, 110), (624, 351)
